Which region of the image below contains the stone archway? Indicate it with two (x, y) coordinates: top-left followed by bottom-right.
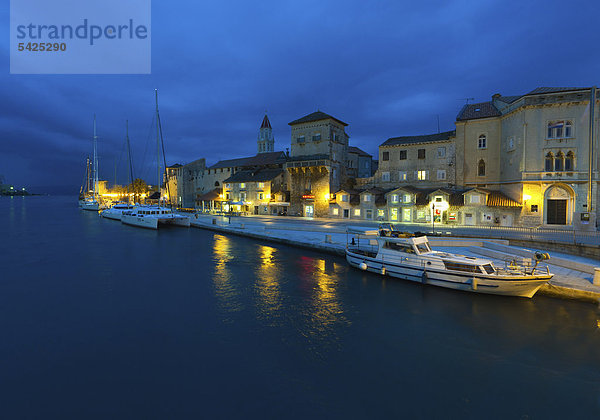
(543, 184), (574, 225)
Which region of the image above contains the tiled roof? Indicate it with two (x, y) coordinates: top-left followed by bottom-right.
(223, 168), (284, 183)
(197, 188), (223, 202)
(209, 151), (287, 169)
(348, 146), (372, 157)
(289, 111), (347, 126)
(525, 87), (588, 96)
(486, 191), (521, 207)
(167, 163), (182, 168)
(381, 130), (455, 147)
(456, 102), (501, 121)
(494, 95), (521, 104)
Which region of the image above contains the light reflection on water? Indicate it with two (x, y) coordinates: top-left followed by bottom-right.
(211, 234), (244, 319)
(254, 245), (283, 324)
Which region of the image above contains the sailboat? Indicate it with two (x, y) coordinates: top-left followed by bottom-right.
(101, 120), (136, 220)
(79, 115), (107, 211)
(121, 90), (190, 229)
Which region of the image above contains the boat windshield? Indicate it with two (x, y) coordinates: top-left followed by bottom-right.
(383, 241), (415, 253)
(482, 264), (495, 274)
(415, 243), (431, 253)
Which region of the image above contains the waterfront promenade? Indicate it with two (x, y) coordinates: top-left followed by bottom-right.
(187, 213), (600, 302)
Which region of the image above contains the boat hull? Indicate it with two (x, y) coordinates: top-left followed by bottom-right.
(101, 210), (123, 220)
(121, 214), (190, 230)
(346, 251), (551, 298)
(79, 201), (100, 211)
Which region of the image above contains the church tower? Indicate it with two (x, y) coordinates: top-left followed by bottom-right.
(257, 114), (275, 154)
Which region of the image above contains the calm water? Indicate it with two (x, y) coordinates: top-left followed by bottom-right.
(1, 196), (600, 418)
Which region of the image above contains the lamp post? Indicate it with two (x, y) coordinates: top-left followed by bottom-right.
(431, 202), (435, 234)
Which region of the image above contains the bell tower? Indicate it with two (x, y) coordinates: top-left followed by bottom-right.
(257, 114), (275, 154)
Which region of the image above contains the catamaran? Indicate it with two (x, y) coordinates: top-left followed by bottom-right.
(121, 90), (190, 229)
(346, 225), (553, 298)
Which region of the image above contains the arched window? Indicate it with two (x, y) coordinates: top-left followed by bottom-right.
(478, 135), (487, 149)
(478, 159), (486, 176)
(545, 152), (554, 171)
(555, 152), (564, 171)
(565, 151), (574, 171)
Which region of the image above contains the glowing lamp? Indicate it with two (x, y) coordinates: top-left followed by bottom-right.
(523, 194), (532, 201)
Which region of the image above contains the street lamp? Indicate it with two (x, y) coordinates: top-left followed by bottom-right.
(431, 202), (435, 234)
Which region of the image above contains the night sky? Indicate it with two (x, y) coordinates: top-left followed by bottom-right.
(1, 0), (599, 192)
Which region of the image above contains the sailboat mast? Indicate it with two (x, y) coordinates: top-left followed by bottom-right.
(93, 114), (98, 197)
(155, 89), (160, 197)
(126, 120), (134, 186)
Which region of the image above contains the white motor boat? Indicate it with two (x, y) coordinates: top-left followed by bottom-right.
(101, 202), (137, 220)
(79, 199), (103, 211)
(346, 226), (553, 298)
(121, 206), (190, 229)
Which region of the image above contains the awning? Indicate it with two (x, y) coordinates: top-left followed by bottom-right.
(268, 202), (290, 206)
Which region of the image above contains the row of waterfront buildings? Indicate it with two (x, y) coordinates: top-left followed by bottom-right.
(163, 86), (600, 229)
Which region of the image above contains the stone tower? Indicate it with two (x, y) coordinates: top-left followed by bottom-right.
(257, 114), (275, 154)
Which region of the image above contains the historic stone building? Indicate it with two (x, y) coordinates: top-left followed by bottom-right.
(347, 146), (373, 179)
(456, 86), (599, 228)
(222, 168), (288, 215)
(286, 111), (350, 217)
(376, 130), (457, 188)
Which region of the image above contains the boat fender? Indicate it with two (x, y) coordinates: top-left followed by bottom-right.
(421, 270), (428, 284)
(472, 277), (478, 291)
(381, 267), (386, 275)
(359, 262), (368, 271)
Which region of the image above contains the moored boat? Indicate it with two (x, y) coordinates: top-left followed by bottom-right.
(346, 225), (553, 298)
(101, 202), (137, 220)
(121, 205), (190, 229)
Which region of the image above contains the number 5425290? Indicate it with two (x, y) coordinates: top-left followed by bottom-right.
(18, 42), (66, 52)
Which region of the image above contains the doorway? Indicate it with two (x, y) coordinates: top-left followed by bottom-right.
(546, 199), (567, 225)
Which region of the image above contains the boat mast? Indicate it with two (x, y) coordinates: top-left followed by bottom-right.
(93, 114), (98, 199)
(126, 119), (134, 186)
(155, 89), (160, 200)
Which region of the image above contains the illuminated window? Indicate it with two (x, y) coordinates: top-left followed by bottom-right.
(332, 208), (339, 215)
(363, 194), (371, 202)
(353, 209), (361, 216)
(257, 193), (264, 200)
(390, 194), (399, 204)
(404, 194), (411, 203)
(378, 209), (385, 217)
(240, 183), (246, 189)
(390, 208), (398, 221)
(398, 171), (407, 181)
(416, 170), (428, 180)
(257, 182), (265, 189)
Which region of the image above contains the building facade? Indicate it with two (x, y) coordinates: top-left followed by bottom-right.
(286, 111), (350, 217)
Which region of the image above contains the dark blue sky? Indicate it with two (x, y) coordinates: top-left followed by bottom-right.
(1, 0), (599, 191)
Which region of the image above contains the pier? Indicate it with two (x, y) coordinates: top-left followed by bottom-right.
(187, 213), (600, 303)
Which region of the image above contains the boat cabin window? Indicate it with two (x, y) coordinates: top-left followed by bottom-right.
(443, 261), (482, 273)
(383, 241), (415, 253)
(482, 264), (495, 274)
(415, 243), (431, 254)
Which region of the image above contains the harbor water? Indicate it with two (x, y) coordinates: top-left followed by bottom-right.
(1, 196), (600, 418)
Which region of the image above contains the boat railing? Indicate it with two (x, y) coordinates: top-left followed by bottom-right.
(496, 257), (550, 276)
